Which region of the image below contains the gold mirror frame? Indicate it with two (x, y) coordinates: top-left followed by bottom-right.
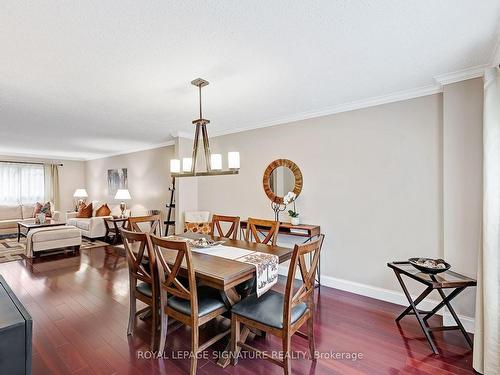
(262, 159), (303, 204)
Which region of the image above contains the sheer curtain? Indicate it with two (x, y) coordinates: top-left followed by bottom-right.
(473, 67), (500, 374)
(0, 162), (44, 205)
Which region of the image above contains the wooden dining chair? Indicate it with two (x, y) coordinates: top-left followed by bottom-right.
(121, 227), (158, 350)
(245, 217), (280, 245)
(211, 214), (240, 239)
(230, 234), (325, 374)
(128, 214), (163, 236)
(149, 234), (230, 375)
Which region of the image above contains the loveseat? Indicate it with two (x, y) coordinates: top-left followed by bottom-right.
(0, 204), (61, 235)
(66, 211), (112, 239)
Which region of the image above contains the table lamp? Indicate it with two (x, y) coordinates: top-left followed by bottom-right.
(73, 189), (88, 211)
(114, 189), (131, 218)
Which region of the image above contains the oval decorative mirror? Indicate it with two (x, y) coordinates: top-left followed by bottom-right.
(262, 159), (303, 204)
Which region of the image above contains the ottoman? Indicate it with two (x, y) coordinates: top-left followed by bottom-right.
(26, 225), (82, 257)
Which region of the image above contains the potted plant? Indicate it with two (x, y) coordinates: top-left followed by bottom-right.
(287, 198), (300, 226)
(288, 209), (300, 225)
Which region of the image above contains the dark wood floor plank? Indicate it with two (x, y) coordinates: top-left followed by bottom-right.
(0, 246), (475, 375)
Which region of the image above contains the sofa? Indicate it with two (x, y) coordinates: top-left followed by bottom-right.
(0, 204), (61, 235)
(65, 201), (129, 239)
(66, 212), (112, 240)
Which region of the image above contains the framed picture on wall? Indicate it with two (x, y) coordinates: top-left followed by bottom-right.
(107, 168), (128, 196)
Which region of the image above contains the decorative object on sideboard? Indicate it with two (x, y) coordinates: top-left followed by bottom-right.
(262, 159), (303, 221)
(114, 189), (131, 218)
(107, 168), (128, 196)
(169, 78), (240, 177)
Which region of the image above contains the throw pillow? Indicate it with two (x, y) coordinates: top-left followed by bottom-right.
(40, 202), (52, 218)
(184, 222), (212, 234)
(32, 202), (43, 218)
(77, 202), (93, 218)
(96, 204), (111, 217)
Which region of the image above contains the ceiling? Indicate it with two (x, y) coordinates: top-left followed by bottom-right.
(1, 1), (499, 160)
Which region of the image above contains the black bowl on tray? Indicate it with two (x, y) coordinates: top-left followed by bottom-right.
(408, 258), (451, 274)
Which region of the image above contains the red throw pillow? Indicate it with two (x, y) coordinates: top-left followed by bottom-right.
(32, 202), (43, 218)
(96, 204), (111, 217)
(77, 202), (93, 218)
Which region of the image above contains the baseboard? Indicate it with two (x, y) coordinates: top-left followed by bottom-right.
(278, 267), (475, 333)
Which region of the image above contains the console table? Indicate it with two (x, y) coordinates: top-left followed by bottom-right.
(239, 221), (322, 286)
(0, 275), (32, 374)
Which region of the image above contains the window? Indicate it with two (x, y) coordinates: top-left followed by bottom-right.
(0, 162), (44, 205)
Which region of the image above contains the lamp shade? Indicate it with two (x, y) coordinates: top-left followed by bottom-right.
(210, 154), (222, 170)
(170, 159), (180, 173)
(114, 189), (131, 200)
(228, 152), (240, 169)
(73, 189), (88, 198)
(182, 157), (193, 172)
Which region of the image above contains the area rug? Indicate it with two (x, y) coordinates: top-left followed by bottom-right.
(0, 237), (110, 264)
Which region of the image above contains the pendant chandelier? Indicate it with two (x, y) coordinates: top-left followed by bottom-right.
(169, 78), (240, 177)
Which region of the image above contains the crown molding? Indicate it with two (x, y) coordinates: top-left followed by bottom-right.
(211, 83), (442, 138)
(434, 64), (488, 86)
(84, 140), (175, 161)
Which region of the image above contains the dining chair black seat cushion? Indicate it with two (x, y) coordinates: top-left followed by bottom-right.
(167, 286), (226, 317)
(231, 290), (308, 329)
(136, 282), (152, 298)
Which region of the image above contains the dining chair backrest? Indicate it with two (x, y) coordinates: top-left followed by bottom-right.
(148, 234), (198, 318)
(283, 234), (324, 327)
(211, 214), (240, 239)
(128, 215), (162, 236)
(245, 217), (280, 245)
(121, 228), (156, 287)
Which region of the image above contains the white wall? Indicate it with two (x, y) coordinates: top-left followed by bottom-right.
(0, 155), (86, 212)
(85, 146), (175, 216)
(443, 78), (483, 318)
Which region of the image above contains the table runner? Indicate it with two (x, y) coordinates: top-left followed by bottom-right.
(165, 237), (279, 297)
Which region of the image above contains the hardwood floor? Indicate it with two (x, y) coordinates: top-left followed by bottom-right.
(0, 246), (475, 375)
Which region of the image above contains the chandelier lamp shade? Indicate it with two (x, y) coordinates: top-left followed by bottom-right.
(170, 78), (240, 177)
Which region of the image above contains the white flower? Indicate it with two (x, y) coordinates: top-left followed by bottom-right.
(283, 191), (296, 205)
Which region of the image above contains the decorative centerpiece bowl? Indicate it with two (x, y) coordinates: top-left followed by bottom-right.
(409, 258), (451, 274)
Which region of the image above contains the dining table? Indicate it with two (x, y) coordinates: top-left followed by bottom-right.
(160, 231), (294, 368)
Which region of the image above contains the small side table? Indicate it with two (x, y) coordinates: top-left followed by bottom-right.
(104, 217), (128, 245)
(388, 261), (476, 354)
